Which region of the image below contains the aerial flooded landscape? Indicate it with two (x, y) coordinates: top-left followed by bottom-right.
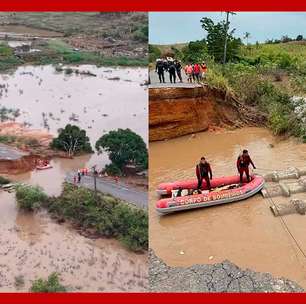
(0, 12), (148, 291)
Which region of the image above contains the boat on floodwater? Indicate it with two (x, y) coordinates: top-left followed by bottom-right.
(156, 175), (265, 214)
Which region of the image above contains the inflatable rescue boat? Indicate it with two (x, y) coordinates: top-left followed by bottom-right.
(156, 175), (264, 214)
(36, 164), (53, 170)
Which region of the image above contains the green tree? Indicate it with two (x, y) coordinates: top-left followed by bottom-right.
(296, 34), (303, 41)
(51, 124), (93, 156)
(181, 40), (208, 63)
(149, 44), (162, 62)
(200, 17), (242, 63)
(95, 129), (148, 174)
(243, 32), (251, 44)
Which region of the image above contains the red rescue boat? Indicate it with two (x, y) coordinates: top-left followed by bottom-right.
(156, 175), (264, 214)
(36, 164), (53, 170)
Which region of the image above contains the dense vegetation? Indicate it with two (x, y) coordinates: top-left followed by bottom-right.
(15, 183), (148, 252)
(0, 12), (147, 45)
(15, 184), (48, 211)
(0, 41), (146, 72)
(0, 105), (20, 122)
(51, 124), (93, 156)
(0, 176), (10, 185)
(96, 128), (148, 176)
(0, 12), (148, 71)
(0, 135), (40, 149)
(149, 17), (306, 142)
(30, 273), (66, 292)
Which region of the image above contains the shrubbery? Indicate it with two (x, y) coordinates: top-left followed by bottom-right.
(0, 176), (10, 185)
(96, 128), (148, 176)
(46, 184), (148, 251)
(15, 184), (48, 211)
(103, 163), (122, 176)
(14, 183), (148, 251)
(30, 273), (66, 292)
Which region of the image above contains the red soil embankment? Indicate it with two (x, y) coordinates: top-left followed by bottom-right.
(0, 154), (41, 174)
(149, 85), (263, 141)
(0, 122), (54, 174)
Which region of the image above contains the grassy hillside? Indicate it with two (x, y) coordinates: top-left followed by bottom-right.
(150, 41), (306, 141)
(0, 12), (148, 44)
(0, 13), (148, 69)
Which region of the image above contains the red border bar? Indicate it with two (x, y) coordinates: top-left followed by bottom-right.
(0, 0), (305, 11)
(1, 293), (306, 304)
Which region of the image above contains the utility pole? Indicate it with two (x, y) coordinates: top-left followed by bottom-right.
(222, 11), (236, 64)
(223, 11), (230, 65)
(91, 165), (97, 200)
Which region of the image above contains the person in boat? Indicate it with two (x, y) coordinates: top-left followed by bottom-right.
(237, 150), (256, 184)
(196, 157), (213, 190)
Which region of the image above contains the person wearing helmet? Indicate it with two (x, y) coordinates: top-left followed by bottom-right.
(237, 149), (256, 183)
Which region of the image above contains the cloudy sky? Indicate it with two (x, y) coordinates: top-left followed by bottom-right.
(149, 12), (306, 44)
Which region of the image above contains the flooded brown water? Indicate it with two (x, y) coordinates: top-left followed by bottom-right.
(0, 25), (64, 37)
(0, 192), (147, 291)
(0, 65), (148, 291)
(0, 65), (147, 168)
(149, 127), (306, 287)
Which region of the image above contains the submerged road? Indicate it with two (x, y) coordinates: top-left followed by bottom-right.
(66, 172), (147, 210)
(149, 70), (202, 89)
(0, 143), (28, 160)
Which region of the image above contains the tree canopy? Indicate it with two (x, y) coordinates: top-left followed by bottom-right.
(200, 17), (242, 63)
(51, 124), (93, 156)
(95, 128), (148, 174)
(180, 40), (209, 63)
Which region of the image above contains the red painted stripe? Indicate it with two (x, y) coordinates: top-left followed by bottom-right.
(0, 0), (305, 11)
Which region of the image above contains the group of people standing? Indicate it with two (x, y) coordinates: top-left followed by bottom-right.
(184, 62), (207, 83)
(196, 150), (256, 191)
(155, 57), (183, 84)
(74, 168), (89, 184)
(155, 57), (208, 84)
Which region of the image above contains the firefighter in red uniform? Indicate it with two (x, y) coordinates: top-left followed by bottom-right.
(196, 157), (213, 190)
(237, 149), (256, 184)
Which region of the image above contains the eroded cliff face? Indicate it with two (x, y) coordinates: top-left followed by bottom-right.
(149, 86), (262, 141)
(0, 154), (40, 174)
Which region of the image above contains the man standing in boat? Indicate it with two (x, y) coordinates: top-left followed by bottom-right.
(196, 157), (213, 191)
(237, 150), (256, 184)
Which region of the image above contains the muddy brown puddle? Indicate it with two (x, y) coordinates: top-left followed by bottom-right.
(149, 127), (306, 287)
(0, 65), (148, 291)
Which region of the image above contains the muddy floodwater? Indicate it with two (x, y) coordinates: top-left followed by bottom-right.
(149, 127), (306, 288)
(0, 25), (64, 37)
(0, 65), (148, 291)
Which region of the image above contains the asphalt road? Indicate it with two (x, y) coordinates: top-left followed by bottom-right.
(149, 69), (203, 89)
(0, 143), (28, 160)
(66, 172), (147, 210)
(149, 250), (303, 292)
